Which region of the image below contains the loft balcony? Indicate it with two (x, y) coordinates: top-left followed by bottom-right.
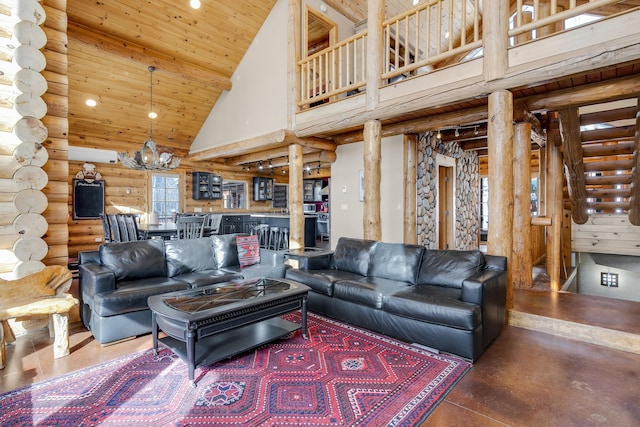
(294, 0), (640, 138)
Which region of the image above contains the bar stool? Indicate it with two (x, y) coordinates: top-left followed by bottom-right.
(267, 226), (280, 250)
(252, 224), (270, 248)
(277, 227), (289, 250)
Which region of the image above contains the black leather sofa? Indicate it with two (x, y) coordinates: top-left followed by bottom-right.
(78, 234), (287, 344)
(285, 237), (507, 361)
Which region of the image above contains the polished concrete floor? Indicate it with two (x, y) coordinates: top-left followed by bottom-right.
(2, 277), (639, 426)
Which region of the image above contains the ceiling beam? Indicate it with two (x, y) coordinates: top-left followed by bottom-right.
(524, 74), (640, 113)
(333, 106), (488, 144)
(584, 173), (631, 186)
(580, 105), (637, 126)
(583, 159), (634, 172)
(628, 99), (640, 225)
(582, 141), (634, 157)
(581, 125), (636, 143)
(69, 23), (232, 91)
(189, 129), (289, 161)
(559, 108), (589, 224)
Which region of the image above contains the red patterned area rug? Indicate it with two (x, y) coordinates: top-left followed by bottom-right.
(0, 313), (470, 426)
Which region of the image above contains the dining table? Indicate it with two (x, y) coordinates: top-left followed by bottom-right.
(138, 223), (213, 240)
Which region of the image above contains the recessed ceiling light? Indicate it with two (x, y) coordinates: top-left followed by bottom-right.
(148, 111), (157, 119)
(190, 0), (201, 9)
(85, 99), (97, 107)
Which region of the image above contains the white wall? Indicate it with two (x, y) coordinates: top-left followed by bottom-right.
(190, 0), (355, 153)
(190, 1), (288, 152)
(330, 135), (405, 247)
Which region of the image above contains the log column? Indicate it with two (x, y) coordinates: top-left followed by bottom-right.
(288, 143), (304, 249)
(512, 122), (533, 289)
(404, 134), (418, 244)
(629, 99), (640, 225)
(363, 120), (381, 240)
(487, 90), (514, 308)
(546, 112), (563, 290)
(366, 0), (384, 110)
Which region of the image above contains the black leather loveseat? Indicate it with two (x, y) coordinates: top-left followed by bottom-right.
(78, 234), (287, 344)
(285, 237), (507, 361)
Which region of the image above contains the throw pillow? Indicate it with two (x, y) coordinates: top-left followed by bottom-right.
(236, 234), (261, 268)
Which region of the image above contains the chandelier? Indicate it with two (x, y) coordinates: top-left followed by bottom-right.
(118, 66), (181, 171)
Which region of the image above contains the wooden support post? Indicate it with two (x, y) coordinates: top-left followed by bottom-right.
(404, 134), (418, 244)
(487, 90), (514, 308)
(628, 99), (640, 225)
(559, 108), (589, 224)
(513, 122), (533, 289)
(366, 0), (384, 110)
(546, 112), (563, 290)
(288, 144), (304, 249)
(483, 0), (509, 81)
(287, 0), (301, 119)
(363, 120), (382, 240)
(515, 11), (533, 45)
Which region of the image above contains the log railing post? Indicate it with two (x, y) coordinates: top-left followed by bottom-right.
(483, 0), (509, 81)
(363, 120), (382, 240)
(487, 90), (514, 309)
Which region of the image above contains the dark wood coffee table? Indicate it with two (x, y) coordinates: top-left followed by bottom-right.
(148, 277), (309, 386)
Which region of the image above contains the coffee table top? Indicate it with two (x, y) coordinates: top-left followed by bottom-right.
(148, 278), (308, 321)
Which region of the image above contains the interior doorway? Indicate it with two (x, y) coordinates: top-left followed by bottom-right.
(304, 6), (337, 57)
(437, 155), (455, 250)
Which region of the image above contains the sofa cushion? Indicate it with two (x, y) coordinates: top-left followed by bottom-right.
(285, 268), (362, 296)
(211, 234), (246, 268)
(236, 234), (261, 267)
(417, 250), (485, 288)
(165, 237), (217, 277)
(383, 285), (480, 330)
(331, 237), (377, 276)
(174, 270), (242, 288)
(369, 242), (424, 284)
(93, 277), (188, 317)
(221, 263), (288, 280)
(333, 277), (411, 309)
(100, 239), (166, 282)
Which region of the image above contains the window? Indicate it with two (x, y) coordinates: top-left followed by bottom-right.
(151, 173), (180, 223)
(479, 177), (489, 241)
(222, 180), (246, 209)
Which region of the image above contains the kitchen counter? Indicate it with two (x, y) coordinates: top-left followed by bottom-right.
(222, 213), (317, 247)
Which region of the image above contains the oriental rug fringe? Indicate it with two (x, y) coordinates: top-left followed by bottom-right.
(0, 313), (470, 426)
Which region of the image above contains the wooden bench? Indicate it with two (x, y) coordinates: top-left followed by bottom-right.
(0, 266), (78, 369)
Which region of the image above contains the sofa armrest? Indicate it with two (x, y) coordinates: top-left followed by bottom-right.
(284, 249), (333, 270)
(461, 269), (507, 348)
(79, 263), (116, 298)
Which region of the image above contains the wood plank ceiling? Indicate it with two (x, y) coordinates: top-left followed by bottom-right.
(66, 0), (277, 156)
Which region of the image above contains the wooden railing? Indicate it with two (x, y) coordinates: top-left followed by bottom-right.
(298, 31), (367, 107)
(509, 0), (633, 43)
(297, 0), (637, 109)
(382, 0), (482, 81)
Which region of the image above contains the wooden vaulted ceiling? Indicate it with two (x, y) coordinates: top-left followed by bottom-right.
(66, 0), (278, 157)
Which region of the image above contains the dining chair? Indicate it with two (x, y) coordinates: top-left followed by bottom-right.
(176, 215), (206, 239)
(115, 215), (131, 241)
(99, 214), (112, 242)
(107, 214), (122, 242)
(206, 214), (223, 235)
(122, 214), (140, 241)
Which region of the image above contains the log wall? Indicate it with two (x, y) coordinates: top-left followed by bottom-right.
(0, 0), (67, 277)
(66, 158), (289, 258)
(417, 134), (479, 249)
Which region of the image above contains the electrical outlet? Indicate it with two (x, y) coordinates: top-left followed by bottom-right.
(600, 272), (618, 287)
(95, 237), (102, 242)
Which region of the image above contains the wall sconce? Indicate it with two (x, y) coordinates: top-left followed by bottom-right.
(436, 130), (442, 140)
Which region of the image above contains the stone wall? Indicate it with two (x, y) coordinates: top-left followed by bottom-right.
(417, 133), (479, 249)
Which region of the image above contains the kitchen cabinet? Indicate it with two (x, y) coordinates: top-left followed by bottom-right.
(253, 177), (273, 201)
(303, 179), (326, 202)
(192, 172), (222, 200)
